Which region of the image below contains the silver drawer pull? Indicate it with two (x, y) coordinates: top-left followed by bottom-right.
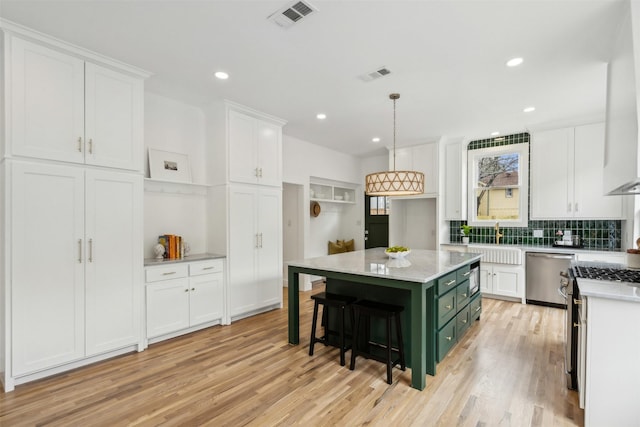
(463, 271), (471, 277)
(77, 137), (83, 152)
(462, 319), (467, 323)
(162, 271), (177, 276)
(202, 266), (215, 270)
(461, 293), (467, 298)
(475, 307), (481, 312)
(78, 239), (82, 263)
(446, 336), (452, 341)
(445, 304), (452, 310)
(445, 280), (456, 287)
(573, 298), (582, 305)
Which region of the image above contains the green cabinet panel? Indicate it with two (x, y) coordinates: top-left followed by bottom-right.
(456, 304), (471, 337)
(437, 271), (457, 295)
(470, 293), (482, 322)
(457, 280), (470, 308)
(457, 264), (471, 284)
(437, 289), (456, 329)
(437, 317), (457, 361)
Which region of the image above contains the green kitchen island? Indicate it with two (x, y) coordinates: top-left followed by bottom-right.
(287, 247), (482, 391)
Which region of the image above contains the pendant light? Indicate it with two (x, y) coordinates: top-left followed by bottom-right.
(365, 93), (425, 196)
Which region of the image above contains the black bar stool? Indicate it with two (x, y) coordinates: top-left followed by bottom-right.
(309, 292), (356, 366)
(349, 299), (406, 384)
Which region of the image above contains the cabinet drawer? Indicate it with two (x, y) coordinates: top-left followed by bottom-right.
(457, 280), (470, 308)
(437, 290), (457, 329)
(437, 317), (457, 362)
(145, 264), (189, 283)
(437, 271), (458, 295)
(469, 294), (482, 322)
(457, 304), (471, 337)
(189, 259), (224, 276)
(457, 265), (471, 283)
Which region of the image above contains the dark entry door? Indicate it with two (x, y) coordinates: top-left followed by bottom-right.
(364, 194), (389, 249)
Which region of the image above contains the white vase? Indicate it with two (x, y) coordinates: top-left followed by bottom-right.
(462, 236), (470, 244)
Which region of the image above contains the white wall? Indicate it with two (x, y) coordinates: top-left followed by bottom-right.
(143, 92), (208, 258)
(283, 183), (304, 277)
(283, 135), (366, 289)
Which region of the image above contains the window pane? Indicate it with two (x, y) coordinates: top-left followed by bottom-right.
(474, 188), (520, 220)
(478, 153), (519, 188)
(370, 197), (378, 215)
(476, 153), (520, 220)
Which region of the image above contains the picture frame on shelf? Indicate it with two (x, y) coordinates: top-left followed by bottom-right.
(148, 148), (192, 183)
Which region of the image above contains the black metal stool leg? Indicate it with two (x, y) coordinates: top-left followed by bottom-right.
(309, 300), (319, 356)
(339, 304), (345, 366)
(349, 308), (360, 370)
(395, 312), (406, 371)
(386, 315), (393, 384)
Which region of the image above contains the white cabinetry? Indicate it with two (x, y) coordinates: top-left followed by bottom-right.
(9, 37), (144, 171)
(390, 143), (438, 195)
(10, 161), (142, 376)
(228, 109), (282, 187)
(480, 263), (525, 302)
(444, 140), (467, 220)
(582, 295), (640, 426)
(531, 123), (623, 219)
(228, 185), (282, 320)
(145, 258), (224, 342)
(1, 25), (148, 392)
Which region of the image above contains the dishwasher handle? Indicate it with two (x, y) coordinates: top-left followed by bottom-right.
(527, 253), (575, 260)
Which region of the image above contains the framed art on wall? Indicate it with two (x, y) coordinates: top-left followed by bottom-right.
(148, 148), (192, 183)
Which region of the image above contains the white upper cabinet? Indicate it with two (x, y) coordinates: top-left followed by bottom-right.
(389, 142), (438, 195)
(444, 140), (467, 220)
(228, 108), (284, 187)
(8, 37), (144, 171)
(531, 123), (623, 219)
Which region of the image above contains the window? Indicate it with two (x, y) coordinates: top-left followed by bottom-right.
(467, 143), (529, 227)
(369, 196), (389, 215)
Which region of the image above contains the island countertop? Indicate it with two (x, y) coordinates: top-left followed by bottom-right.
(287, 247), (482, 284)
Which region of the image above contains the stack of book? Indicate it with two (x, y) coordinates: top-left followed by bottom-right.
(158, 234), (184, 259)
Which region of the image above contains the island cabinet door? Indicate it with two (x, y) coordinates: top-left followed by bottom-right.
(437, 290), (457, 329)
(437, 318), (457, 362)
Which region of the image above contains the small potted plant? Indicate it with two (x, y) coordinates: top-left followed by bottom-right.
(460, 225), (472, 244)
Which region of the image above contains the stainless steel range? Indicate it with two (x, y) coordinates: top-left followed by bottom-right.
(561, 263), (640, 390)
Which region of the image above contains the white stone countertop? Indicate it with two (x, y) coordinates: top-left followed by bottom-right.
(287, 248), (482, 284)
(578, 277), (640, 303)
(144, 252), (225, 267)
(442, 242), (624, 256)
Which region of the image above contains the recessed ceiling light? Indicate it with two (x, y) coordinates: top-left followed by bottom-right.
(506, 57), (523, 67)
(316, 113), (327, 120)
(523, 106), (536, 113)
(214, 71), (229, 80)
(372, 137), (381, 143)
(491, 131), (500, 136)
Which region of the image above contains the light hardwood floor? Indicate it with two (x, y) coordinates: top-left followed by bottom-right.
(0, 287), (583, 426)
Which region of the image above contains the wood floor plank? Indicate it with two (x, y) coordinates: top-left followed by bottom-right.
(0, 289), (583, 426)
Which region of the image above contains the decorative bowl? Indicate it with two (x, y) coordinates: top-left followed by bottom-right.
(334, 195), (343, 201)
(385, 249), (411, 259)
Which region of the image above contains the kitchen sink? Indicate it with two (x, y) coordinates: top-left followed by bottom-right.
(467, 244), (522, 265)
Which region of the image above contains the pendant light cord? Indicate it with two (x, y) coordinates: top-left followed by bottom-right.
(393, 96), (396, 171)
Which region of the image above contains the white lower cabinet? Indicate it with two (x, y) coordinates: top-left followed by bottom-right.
(8, 161), (142, 382)
(480, 263), (525, 302)
(145, 258), (224, 342)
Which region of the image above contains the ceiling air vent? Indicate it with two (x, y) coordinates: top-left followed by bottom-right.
(268, 1), (318, 29)
(358, 67), (392, 82)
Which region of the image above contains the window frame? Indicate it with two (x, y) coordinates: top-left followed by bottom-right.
(467, 143), (529, 227)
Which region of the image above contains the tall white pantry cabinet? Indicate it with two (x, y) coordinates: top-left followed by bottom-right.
(0, 21), (149, 392)
(207, 102), (287, 322)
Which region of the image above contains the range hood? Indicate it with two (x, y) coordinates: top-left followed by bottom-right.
(604, 1), (640, 195)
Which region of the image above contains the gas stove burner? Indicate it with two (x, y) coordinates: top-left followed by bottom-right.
(573, 266), (640, 284)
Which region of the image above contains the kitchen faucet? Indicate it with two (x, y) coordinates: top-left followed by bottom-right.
(495, 222), (503, 245)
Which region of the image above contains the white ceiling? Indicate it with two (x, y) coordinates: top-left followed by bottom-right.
(0, 0), (627, 157)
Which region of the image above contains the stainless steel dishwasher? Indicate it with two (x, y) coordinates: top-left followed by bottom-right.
(526, 252), (575, 308)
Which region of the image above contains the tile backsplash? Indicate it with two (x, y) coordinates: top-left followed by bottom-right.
(449, 219), (622, 251)
(451, 132), (622, 251)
